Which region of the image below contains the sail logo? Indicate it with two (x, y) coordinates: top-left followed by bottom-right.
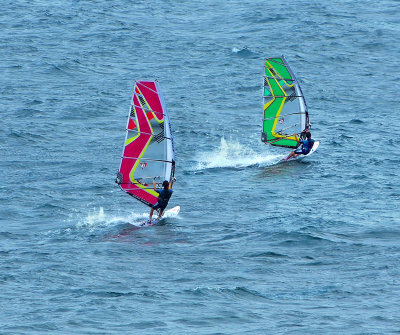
(140, 162), (148, 170)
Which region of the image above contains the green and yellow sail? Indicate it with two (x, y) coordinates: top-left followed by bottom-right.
(262, 56), (310, 148)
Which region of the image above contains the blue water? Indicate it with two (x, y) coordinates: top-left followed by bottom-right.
(1, 0), (400, 333)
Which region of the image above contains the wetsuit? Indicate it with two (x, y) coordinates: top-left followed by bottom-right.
(294, 138), (315, 155)
(152, 188), (173, 211)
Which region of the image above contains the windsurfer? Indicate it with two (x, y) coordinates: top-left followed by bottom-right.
(285, 129), (315, 160)
(149, 179), (174, 222)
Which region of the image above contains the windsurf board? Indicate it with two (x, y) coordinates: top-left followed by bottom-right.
(282, 141), (320, 162)
(140, 205), (180, 227)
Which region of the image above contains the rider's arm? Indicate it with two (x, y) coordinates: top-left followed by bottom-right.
(153, 181), (157, 191)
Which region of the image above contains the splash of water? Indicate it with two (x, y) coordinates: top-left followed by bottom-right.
(75, 206), (180, 231)
(76, 207), (148, 231)
(193, 137), (281, 170)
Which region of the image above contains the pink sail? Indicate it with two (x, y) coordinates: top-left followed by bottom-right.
(116, 81), (175, 207)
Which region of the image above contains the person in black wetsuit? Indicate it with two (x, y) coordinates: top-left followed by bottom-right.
(149, 179), (173, 222)
(286, 129), (315, 160)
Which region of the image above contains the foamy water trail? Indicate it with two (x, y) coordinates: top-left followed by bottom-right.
(74, 206), (181, 231)
(75, 207), (148, 231)
(193, 137), (282, 170)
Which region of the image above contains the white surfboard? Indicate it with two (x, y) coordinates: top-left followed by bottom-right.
(140, 205), (181, 227)
(282, 141), (320, 162)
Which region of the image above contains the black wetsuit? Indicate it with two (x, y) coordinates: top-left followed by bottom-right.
(294, 138), (315, 155)
(152, 189), (173, 211)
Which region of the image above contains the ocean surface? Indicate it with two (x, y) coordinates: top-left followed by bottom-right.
(1, 0), (400, 334)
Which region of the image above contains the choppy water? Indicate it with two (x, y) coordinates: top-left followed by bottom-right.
(1, 0), (400, 334)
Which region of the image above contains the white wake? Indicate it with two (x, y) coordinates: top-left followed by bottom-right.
(193, 137), (282, 170)
(75, 207), (148, 230)
(75, 206), (180, 231)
